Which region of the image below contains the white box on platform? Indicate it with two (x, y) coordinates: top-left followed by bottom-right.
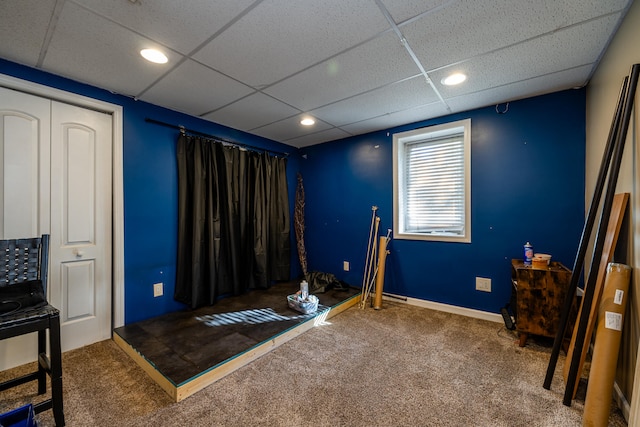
(287, 294), (319, 314)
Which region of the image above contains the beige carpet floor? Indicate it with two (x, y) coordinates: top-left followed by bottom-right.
(0, 301), (628, 426)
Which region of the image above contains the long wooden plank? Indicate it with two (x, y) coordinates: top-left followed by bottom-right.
(114, 293), (361, 402)
(563, 192), (629, 397)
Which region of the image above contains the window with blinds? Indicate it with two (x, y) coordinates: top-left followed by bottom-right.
(393, 119), (471, 242)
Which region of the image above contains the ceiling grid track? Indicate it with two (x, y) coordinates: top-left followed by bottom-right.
(136, 0), (266, 99)
(199, 29), (395, 120)
(374, 0), (451, 114)
(37, 0), (67, 68)
(3, 0), (630, 147)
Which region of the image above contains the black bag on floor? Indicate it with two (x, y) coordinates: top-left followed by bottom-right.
(306, 271), (339, 293)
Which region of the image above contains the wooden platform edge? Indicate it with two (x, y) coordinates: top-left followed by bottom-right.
(114, 291), (361, 403)
(112, 332), (178, 401)
(174, 292), (361, 401)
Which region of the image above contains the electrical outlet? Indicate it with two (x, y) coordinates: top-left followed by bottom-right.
(343, 261), (350, 271)
(153, 282), (163, 297)
(476, 277), (491, 292)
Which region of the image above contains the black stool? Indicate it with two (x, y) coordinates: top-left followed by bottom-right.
(0, 235), (65, 426)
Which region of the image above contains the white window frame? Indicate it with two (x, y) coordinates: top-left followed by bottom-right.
(393, 118), (471, 243)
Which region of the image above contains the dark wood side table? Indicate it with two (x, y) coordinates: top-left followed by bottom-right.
(510, 259), (572, 347)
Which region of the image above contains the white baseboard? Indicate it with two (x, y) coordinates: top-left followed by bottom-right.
(382, 293), (503, 324)
(614, 381), (631, 422)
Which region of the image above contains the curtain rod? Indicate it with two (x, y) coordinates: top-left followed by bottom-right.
(145, 118), (290, 157)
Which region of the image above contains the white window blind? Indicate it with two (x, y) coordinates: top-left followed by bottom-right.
(404, 135), (464, 233)
(393, 118), (471, 243)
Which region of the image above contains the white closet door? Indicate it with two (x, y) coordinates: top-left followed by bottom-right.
(0, 88), (113, 369)
(50, 101), (112, 350)
(0, 87), (50, 238)
(0, 87), (51, 369)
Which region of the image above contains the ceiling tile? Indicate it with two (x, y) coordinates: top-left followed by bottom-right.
(284, 127), (352, 148)
(203, 92), (300, 132)
(432, 13), (621, 100)
(0, 0), (632, 147)
(340, 102), (450, 135)
(43, 2), (183, 96)
(251, 115), (334, 142)
(379, 0), (453, 23)
(404, 0), (630, 72)
(0, 0), (57, 66)
(265, 32), (420, 111)
(73, 0), (256, 54)
(310, 76), (441, 126)
(140, 59), (254, 116)
(445, 65), (594, 113)
(193, 0), (389, 88)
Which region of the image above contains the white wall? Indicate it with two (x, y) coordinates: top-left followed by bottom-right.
(586, 0), (640, 421)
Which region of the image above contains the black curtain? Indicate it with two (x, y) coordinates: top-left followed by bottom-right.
(174, 134), (290, 309)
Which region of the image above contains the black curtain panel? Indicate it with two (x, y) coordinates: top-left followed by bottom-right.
(175, 134), (290, 309)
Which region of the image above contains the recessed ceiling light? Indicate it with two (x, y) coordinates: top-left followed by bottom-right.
(140, 48), (168, 64)
(300, 118), (315, 126)
(442, 73), (467, 86)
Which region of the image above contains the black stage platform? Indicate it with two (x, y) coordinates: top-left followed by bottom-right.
(113, 281), (360, 401)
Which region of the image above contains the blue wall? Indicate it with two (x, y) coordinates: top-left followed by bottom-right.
(300, 90), (586, 314)
(0, 59), (300, 324)
(1, 57), (585, 321)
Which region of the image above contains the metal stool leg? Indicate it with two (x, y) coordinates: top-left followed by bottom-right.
(49, 314), (65, 427)
(37, 329), (47, 395)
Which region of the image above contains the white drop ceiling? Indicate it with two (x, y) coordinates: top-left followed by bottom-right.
(0, 0), (633, 148)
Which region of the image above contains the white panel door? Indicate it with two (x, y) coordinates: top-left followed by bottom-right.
(0, 87), (50, 238)
(0, 87), (51, 369)
(50, 101), (112, 350)
(0, 89), (113, 370)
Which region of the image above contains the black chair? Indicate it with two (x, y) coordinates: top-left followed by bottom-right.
(0, 235), (65, 426)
